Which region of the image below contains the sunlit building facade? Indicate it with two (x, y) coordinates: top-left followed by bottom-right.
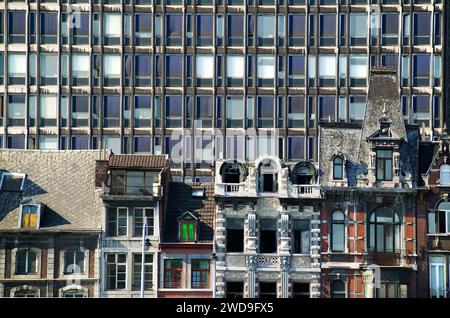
(0, 0), (445, 183)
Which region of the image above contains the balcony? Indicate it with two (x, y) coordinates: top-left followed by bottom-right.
(215, 183), (247, 197)
(101, 182), (162, 202)
(289, 184), (321, 198)
(364, 250), (407, 267)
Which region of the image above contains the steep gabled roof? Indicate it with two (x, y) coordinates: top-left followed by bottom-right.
(163, 182), (215, 243)
(0, 150), (103, 232)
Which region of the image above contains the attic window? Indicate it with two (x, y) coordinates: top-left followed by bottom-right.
(180, 221), (196, 242)
(192, 188), (205, 198)
(0, 172), (26, 192)
(333, 156), (344, 180)
(19, 203), (42, 229)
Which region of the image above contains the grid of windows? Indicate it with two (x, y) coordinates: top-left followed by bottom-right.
(0, 3), (443, 182)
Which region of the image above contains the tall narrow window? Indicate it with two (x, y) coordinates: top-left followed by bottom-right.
(226, 218), (244, 252)
(132, 254), (153, 290)
(333, 157), (344, 180)
(106, 254), (127, 290)
(368, 208), (400, 253)
(376, 149), (393, 181)
(429, 255), (446, 298)
(16, 249), (38, 275)
(64, 250), (85, 275)
(180, 221), (196, 242)
(331, 210), (345, 252)
(259, 219), (277, 253)
(293, 220), (310, 254)
(164, 259), (183, 288)
(20, 205), (39, 229)
(440, 164), (450, 186)
(191, 260), (210, 289)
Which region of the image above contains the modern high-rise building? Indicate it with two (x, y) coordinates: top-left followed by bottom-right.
(0, 0), (445, 182)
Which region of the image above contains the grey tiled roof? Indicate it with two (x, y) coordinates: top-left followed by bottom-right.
(0, 150), (104, 232)
(319, 70), (418, 187)
(108, 154), (168, 169)
(163, 182), (215, 243)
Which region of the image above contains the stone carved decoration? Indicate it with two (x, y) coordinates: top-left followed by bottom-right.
(280, 213), (289, 238)
(248, 213), (256, 237)
(225, 255), (246, 267)
(257, 256), (280, 266)
(291, 255), (311, 268)
(280, 256), (290, 271)
(257, 197), (281, 213)
(247, 255), (257, 271)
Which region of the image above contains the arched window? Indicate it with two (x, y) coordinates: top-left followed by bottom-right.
(290, 162), (317, 185)
(440, 164), (450, 186)
(331, 211), (345, 252)
(429, 202), (450, 234)
(369, 208), (400, 252)
(330, 280), (346, 298)
(333, 157), (344, 180)
(258, 159), (278, 193)
(220, 161), (247, 184)
(14, 290), (37, 298)
(63, 289), (86, 298)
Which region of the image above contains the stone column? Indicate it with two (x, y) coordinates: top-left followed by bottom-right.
(215, 205), (227, 298)
(280, 257), (290, 298)
(47, 237), (55, 297)
(247, 256), (257, 298)
(246, 211), (257, 298)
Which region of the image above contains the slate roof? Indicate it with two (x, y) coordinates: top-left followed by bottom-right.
(108, 154), (168, 169)
(0, 150), (104, 232)
(319, 69), (418, 187)
(163, 182), (215, 243)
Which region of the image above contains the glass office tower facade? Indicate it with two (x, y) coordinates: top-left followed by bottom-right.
(0, 0), (445, 181)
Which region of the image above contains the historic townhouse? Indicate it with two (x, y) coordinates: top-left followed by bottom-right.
(319, 68), (419, 298)
(416, 135), (450, 298)
(0, 0), (444, 183)
(97, 154), (170, 298)
(159, 182), (215, 298)
(213, 156), (322, 298)
(0, 150), (104, 298)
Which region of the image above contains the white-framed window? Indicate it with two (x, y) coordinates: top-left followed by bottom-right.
(440, 164), (450, 186)
(12, 286), (40, 298)
(105, 253), (127, 290)
(60, 285), (88, 298)
(18, 203), (42, 229)
(16, 249), (39, 275)
(106, 207), (128, 237)
(133, 208), (154, 237)
(63, 249), (86, 275)
(429, 255), (447, 298)
(0, 172), (26, 192)
(333, 156), (344, 180)
(132, 253), (154, 291)
(428, 202), (450, 234)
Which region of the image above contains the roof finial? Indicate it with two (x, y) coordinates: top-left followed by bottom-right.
(382, 101), (387, 117)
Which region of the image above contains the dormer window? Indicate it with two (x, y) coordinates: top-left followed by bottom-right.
(440, 164), (450, 186)
(333, 156), (344, 180)
(0, 172), (26, 192)
(19, 203), (42, 229)
(178, 211), (199, 242)
(376, 149), (393, 181)
(180, 221), (196, 242)
(192, 188), (205, 198)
